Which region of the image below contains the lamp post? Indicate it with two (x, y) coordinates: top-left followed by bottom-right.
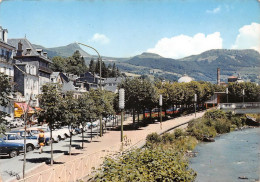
(119, 88), (125, 142)
(77, 42), (103, 136)
(226, 87), (229, 103)
(159, 94), (162, 129)
(77, 42), (102, 89)
(194, 94), (197, 117)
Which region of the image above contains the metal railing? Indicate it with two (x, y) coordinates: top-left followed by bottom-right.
(219, 102), (260, 109)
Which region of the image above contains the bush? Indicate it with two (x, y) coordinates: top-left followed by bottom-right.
(174, 128), (185, 139)
(146, 132), (161, 144)
(94, 147), (196, 182)
(204, 109), (227, 120)
(161, 133), (175, 143)
(214, 119), (231, 134)
(187, 118), (217, 140)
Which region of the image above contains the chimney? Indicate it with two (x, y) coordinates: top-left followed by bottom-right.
(3, 29), (8, 43)
(36, 49), (42, 55)
(43, 52), (48, 58)
(217, 68), (220, 85)
(17, 41), (23, 56)
(26, 48), (32, 55)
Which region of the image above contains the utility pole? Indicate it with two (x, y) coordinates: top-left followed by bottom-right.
(226, 87), (229, 103)
(119, 88), (125, 142)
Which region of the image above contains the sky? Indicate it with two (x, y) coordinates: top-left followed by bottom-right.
(0, 0), (259, 58)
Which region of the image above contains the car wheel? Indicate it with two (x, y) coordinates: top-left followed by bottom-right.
(26, 144), (34, 152)
(9, 150), (18, 158)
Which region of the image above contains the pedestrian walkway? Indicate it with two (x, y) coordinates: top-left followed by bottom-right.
(17, 111), (205, 182)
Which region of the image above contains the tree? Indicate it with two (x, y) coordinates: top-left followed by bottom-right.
(66, 50), (88, 75)
(111, 63), (117, 77)
(0, 73), (12, 134)
(89, 89), (115, 136)
(77, 93), (96, 148)
(89, 58), (96, 74)
(62, 92), (79, 155)
(50, 56), (67, 72)
(38, 83), (64, 165)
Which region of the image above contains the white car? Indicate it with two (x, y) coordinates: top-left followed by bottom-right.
(3, 133), (39, 152)
(9, 119), (24, 128)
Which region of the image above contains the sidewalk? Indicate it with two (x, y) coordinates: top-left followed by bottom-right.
(18, 111), (205, 182)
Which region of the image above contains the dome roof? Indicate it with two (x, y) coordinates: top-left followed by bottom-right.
(178, 74), (193, 83)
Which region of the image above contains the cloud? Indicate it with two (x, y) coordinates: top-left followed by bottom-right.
(206, 6), (221, 14)
(232, 22), (260, 52)
(90, 33), (110, 44)
(147, 32), (223, 59)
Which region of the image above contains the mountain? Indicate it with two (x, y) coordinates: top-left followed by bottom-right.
(32, 43), (91, 58)
(31, 42), (260, 83)
(119, 49), (260, 82)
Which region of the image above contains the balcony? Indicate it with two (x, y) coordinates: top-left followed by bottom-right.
(39, 66), (52, 74)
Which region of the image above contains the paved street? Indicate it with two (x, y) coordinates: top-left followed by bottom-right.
(18, 111), (206, 182)
(0, 118), (118, 182)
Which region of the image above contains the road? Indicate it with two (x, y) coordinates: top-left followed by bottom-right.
(0, 119), (117, 182)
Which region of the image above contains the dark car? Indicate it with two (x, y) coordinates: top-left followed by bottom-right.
(0, 138), (24, 158)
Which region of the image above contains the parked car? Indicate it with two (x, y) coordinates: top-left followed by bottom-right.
(0, 138), (24, 158)
(9, 119), (24, 128)
(2, 133), (39, 152)
(10, 130), (37, 140)
(28, 127), (60, 143)
(25, 128), (50, 145)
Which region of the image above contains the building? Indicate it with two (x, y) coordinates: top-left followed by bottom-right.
(0, 26), (15, 120)
(228, 74), (244, 83)
(77, 72), (105, 91)
(178, 74), (193, 83)
(8, 38), (52, 93)
(13, 61), (39, 107)
(51, 72), (86, 98)
(104, 77), (124, 93)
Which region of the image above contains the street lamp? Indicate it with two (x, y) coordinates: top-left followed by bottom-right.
(119, 88), (125, 142)
(77, 42), (103, 137)
(159, 94), (162, 129)
(77, 42), (102, 89)
(226, 87), (229, 103)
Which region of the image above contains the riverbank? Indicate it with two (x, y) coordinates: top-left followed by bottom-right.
(190, 127), (260, 182)
(93, 109), (258, 181)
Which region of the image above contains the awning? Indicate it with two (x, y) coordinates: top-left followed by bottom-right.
(14, 102), (34, 118)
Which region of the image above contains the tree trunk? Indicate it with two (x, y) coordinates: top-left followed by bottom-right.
(50, 123), (53, 165)
(69, 131), (72, 155)
(150, 109), (152, 122)
(137, 111), (140, 123)
(81, 127), (84, 149)
(143, 109), (145, 121)
(133, 109), (135, 124)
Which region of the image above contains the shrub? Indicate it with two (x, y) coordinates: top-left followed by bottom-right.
(161, 133), (175, 143)
(204, 109), (227, 120)
(174, 128), (185, 139)
(214, 119), (231, 134)
(94, 147), (196, 182)
(146, 132), (161, 144)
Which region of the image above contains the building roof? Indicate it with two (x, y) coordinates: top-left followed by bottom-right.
(62, 81), (77, 92)
(104, 77), (124, 84)
(104, 85), (118, 93)
(178, 74), (193, 83)
(7, 38), (52, 63)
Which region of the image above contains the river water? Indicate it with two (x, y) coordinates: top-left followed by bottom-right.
(190, 127), (260, 182)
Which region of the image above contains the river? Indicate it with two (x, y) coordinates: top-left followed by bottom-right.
(190, 127), (260, 182)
